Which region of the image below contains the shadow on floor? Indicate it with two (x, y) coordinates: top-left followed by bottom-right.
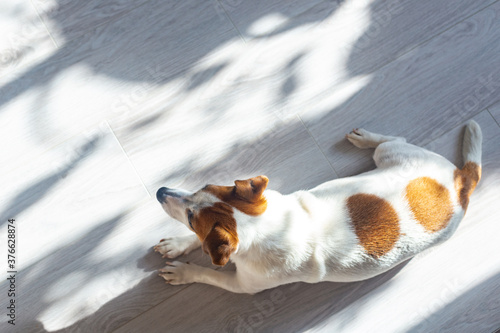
(3, 0), (500, 332)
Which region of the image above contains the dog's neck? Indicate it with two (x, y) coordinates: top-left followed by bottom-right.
(232, 190), (312, 255)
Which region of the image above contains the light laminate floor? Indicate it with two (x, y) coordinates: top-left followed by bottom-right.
(1, 0), (499, 332)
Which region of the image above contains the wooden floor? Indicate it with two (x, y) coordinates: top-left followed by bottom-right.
(1, 0), (500, 332)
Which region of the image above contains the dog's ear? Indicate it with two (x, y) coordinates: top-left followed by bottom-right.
(202, 224), (238, 266)
(234, 175), (269, 202)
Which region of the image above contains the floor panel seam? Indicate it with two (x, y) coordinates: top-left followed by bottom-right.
(486, 109), (500, 128)
(110, 285), (194, 333)
(29, 0), (60, 48)
(297, 114), (339, 179)
(216, 0), (247, 43)
(106, 120), (151, 198)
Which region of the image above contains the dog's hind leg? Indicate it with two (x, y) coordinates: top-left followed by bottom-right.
(346, 128), (406, 149)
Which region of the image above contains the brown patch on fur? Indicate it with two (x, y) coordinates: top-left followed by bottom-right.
(347, 194), (400, 258)
(204, 175), (268, 216)
(405, 177), (453, 232)
(191, 202), (238, 266)
(454, 161), (481, 211)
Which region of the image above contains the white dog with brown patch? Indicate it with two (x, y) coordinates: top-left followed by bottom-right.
(154, 122), (482, 294)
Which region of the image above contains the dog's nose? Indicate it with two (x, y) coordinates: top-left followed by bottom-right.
(156, 186), (186, 203)
(156, 187), (168, 203)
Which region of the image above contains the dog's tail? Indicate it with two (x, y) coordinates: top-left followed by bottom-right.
(455, 120), (482, 210)
(462, 120), (482, 167)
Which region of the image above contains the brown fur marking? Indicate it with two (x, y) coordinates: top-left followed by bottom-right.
(405, 177), (453, 233)
(204, 176), (268, 216)
(454, 161), (481, 211)
(191, 202), (238, 266)
(347, 193), (400, 258)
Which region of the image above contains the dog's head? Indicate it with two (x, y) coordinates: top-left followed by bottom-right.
(156, 175), (269, 266)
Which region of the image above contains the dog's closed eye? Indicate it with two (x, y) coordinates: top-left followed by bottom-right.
(187, 209), (194, 230)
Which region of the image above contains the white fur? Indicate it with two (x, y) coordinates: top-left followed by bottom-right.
(155, 124), (481, 294)
(462, 120), (482, 165)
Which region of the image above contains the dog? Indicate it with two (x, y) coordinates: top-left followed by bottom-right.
(154, 121), (482, 294)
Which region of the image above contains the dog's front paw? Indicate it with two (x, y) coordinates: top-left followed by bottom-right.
(153, 235), (199, 259)
(159, 261), (201, 285)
